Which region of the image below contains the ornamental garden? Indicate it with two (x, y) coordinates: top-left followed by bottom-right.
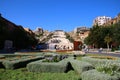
(0, 52), (120, 80)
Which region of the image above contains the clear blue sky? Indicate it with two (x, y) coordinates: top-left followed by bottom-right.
(0, 0), (120, 32)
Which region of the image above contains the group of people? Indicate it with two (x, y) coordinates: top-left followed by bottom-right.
(83, 45), (103, 53)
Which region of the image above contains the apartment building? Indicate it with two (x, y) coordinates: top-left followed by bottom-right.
(93, 16), (111, 26)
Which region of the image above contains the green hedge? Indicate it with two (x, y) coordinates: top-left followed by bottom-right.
(2, 56), (44, 69)
(81, 57), (120, 67)
(70, 60), (94, 74)
(27, 57), (73, 73)
(81, 69), (119, 80)
(0, 55), (5, 58)
(0, 56), (5, 68)
(0, 60), (4, 68)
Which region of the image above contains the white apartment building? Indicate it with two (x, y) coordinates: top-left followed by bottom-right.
(93, 16), (111, 26)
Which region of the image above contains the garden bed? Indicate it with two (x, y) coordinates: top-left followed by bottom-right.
(90, 56), (117, 60)
(70, 59), (94, 74)
(81, 69), (120, 80)
(81, 56), (120, 67)
(2, 56), (44, 69)
(27, 56), (72, 73)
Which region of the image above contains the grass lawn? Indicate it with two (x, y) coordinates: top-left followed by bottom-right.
(0, 68), (81, 80)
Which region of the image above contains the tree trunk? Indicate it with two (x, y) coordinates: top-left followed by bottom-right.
(107, 43), (109, 52)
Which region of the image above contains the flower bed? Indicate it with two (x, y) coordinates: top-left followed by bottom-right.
(43, 55), (68, 62)
(90, 56), (117, 60)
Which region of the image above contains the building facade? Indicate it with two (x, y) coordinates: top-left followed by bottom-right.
(104, 13), (120, 26)
(93, 16), (111, 26)
(74, 27), (90, 43)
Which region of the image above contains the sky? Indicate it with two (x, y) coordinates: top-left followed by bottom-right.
(0, 0), (120, 32)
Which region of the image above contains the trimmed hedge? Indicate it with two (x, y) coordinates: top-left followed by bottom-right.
(0, 56), (5, 68)
(70, 60), (94, 74)
(0, 55), (5, 59)
(81, 56), (120, 67)
(0, 60), (4, 68)
(27, 57), (73, 73)
(2, 56), (44, 69)
(81, 69), (119, 80)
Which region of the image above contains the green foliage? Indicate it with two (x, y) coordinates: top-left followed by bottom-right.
(0, 68), (81, 80)
(85, 26), (105, 47)
(104, 34), (112, 44)
(2, 56), (44, 69)
(96, 62), (120, 76)
(84, 24), (120, 48)
(81, 69), (119, 80)
(70, 60), (94, 74)
(81, 56), (118, 67)
(0, 60), (4, 68)
(27, 57), (72, 73)
(0, 55), (5, 59)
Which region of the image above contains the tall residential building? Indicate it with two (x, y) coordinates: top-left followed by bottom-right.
(93, 16), (111, 26)
(104, 13), (120, 26)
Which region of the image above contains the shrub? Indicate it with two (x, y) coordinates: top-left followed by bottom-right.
(0, 55), (5, 59)
(81, 56), (119, 67)
(70, 60), (94, 74)
(96, 62), (120, 76)
(2, 56), (44, 69)
(0, 56), (5, 68)
(27, 57), (73, 73)
(81, 69), (119, 80)
(0, 60), (4, 68)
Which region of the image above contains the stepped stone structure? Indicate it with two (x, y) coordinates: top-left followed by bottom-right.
(47, 30), (73, 50)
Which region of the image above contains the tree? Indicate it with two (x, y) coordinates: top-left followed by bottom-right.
(104, 34), (112, 51)
(84, 25), (113, 48)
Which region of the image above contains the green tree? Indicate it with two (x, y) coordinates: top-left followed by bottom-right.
(104, 34), (112, 51)
(112, 23), (120, 48)
(84, 25), (112, 48)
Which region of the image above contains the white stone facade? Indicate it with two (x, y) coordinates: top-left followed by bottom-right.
(47, 30), (73, 50)
(93, 16), (111, 26)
